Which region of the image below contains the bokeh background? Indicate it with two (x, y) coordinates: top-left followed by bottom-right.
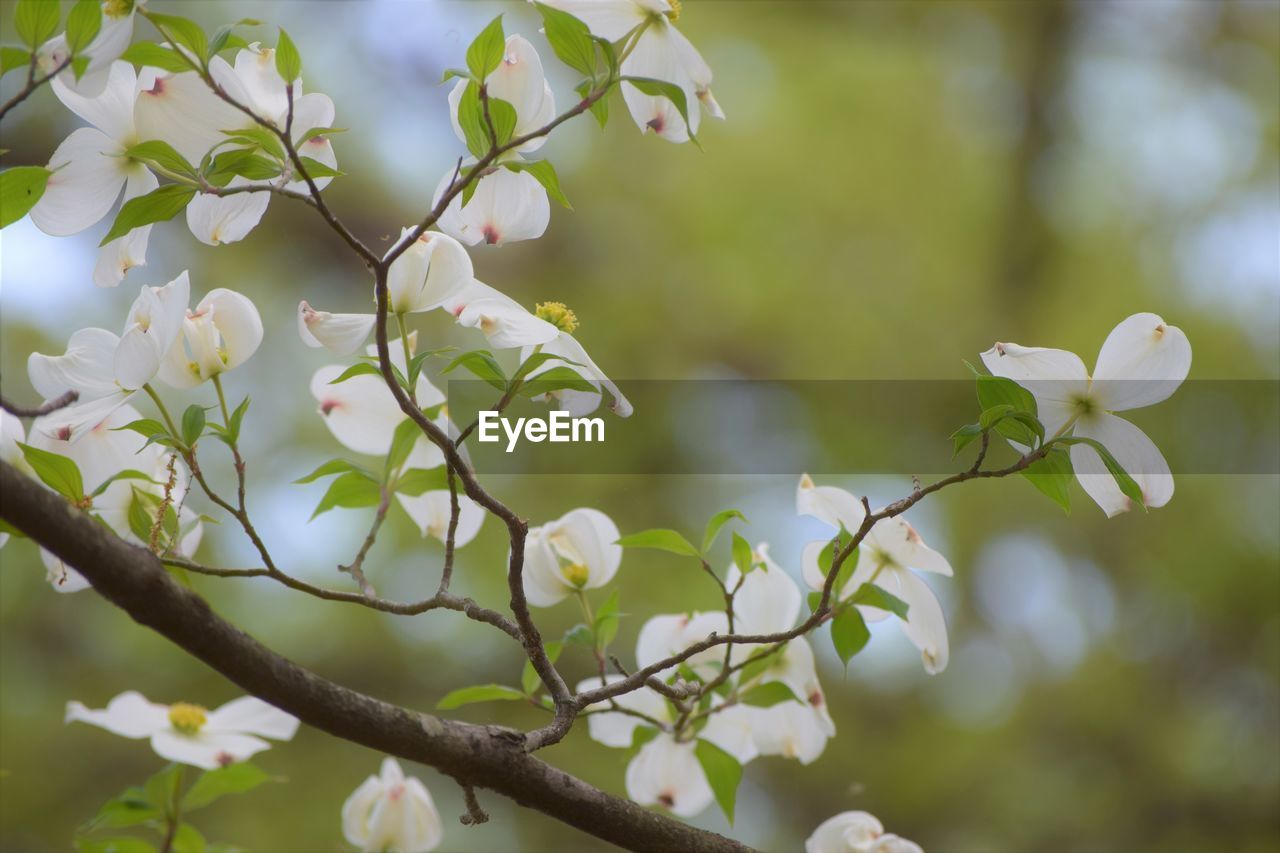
(2, 0), (1279, 850)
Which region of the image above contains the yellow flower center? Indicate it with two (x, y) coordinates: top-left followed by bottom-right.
(535, 302), (579, 334)
(168, 702), (208, 735)
(666, 0), (682, 21)
(549, 531), (590, 586)
(104, 0), (133, 19)
(561, 562), (590, 587)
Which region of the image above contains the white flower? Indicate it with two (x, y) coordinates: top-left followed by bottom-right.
(624, 733), (713, 817)
(868, 837), (924, 853)
(981, 312), (1191, 517)
(797, 472), (866, 532)
(519, 325), (633, 417)
(342, 758), (443, 853)
(441, 279), (559, 349)
(36, 0), (142, 98)
(434, 162), (549, 246)
(296, 301), (376, 356)
(535, 0), (723, 143)
(578, 674), (670, 747)
(66, 690), (298, 769)
(448, 35), (555, 154)
(29, 61), (158, 287)
(387, 229), (474, 316)
(158, 288), (264, 389)
(522, 508), (622, 606)
(28, 272), (189, 440)
(806, 811), (888, 853)
(30, 404), (202, 593)
(744, 700), (830, 765)
(635, 611), (728, 680)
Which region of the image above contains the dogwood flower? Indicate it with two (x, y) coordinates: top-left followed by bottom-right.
(578, 675), (670, 747)
(297, 301), (376, 356)
(0, 411), (25, 550)
(66, 690), (299, 769)
(309, 340), (483, 546)
(388, 228), (474, 315)
(448, 35), (555, 154)
(28, 61), (158, 287)
(36, 0), (143, 98)
(30, 404), (203, 593)
(28, 272), (189, 440)
(434, 163), (549, 246)
(342, 758), (444, 853)
(981, 313), (1191, 517)
(158, 288), (263, 389)
(624, 734), (712, 816)
(806, 811), (923, 853)
(441, 279), (559, 349)
(534, 0), (723, 143)
(519, 305), (633, 417)
(636, 611), (729, 680)
(522, 508), (622, 606)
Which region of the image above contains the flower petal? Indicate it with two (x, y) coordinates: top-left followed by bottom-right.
(297, 302), (375, 355)
(796, 474), (865, 531)
(150, 730), (272, 770)
(1091, 313), (1192, 411)
(29, 127), (126, 235)
(624, 734), (713, 817)
(186, 182), (271, 246)
(310, 365), (406, 456)
(65, 690), (169, 739)
(202, 288), (264, 370)
(94, 165), (157, 288)
(1072, 412), (1174, 516)
(892, 569), (950, 674)
(206, 696), (300, 740)
(436, 166), (549, 246)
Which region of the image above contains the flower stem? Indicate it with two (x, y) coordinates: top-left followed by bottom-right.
(212, 375), (231, 426)
(143, 384), (181, 438)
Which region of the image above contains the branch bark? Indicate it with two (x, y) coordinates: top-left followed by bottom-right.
(0, 461), (751, 853)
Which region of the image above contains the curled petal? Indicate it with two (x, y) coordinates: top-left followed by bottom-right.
(796, 474), (865, 531)
(386, 229), (473, 315)
(186, 182), (271, 246)
(805, 811), (886, 853)
(297, 302), (375, 355)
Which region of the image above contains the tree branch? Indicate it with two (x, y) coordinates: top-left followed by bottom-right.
(0, 460), (751, 853)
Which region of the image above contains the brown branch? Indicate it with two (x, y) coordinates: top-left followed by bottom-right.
(0, 460), (750, 852)
(0, 55), (70, 122)
(0, 389), (78, 418)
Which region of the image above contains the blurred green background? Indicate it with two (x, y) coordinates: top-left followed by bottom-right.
(2, 1), (1278, 850)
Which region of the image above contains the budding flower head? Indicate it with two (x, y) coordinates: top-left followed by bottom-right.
(535, 302), (578, 334)
(168, 702), (208, 735)
(666, 0), (682, 21)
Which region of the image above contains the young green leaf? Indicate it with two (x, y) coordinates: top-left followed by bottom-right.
(65, 0), (103, 55)
(466, 15), (506, 80)
(849, 582), (909, 620)
(180, 404), (206, 447)
(593, 590), (622, 648)
(384, 418), (420, 475)
(148, 12), (208, 63)
(293, 458), (363, 484)
(576, 80), (609, 130)
(1021, 448), (1073, 514)
(975, 374), (1039, 447)
(183, 762), (272, 811)
(119, 41), (191, 73)
(18, 443), (84, 500)
(326, 361), (383, 385)
(730, 531), (754, 574)
(100, 184), (196, 245)
(615, 529), (699, 557)
(694, 739), (742, 824)
(274, 27), (301, 81)
(1, 46), (32, 76)
(0, 166), (51, 229)
(14, 0), (59, 50)
(395, 467), (449, 497)
(533, 2), (596, 76)
(436, 683), (525, 710)
(831, 606), (870, 667)
(79, 786), (159, 832)
(88, 469), (161, 499)
(442, 350), (506, 391)
(738, 681), (799, 708)
(485, 96), (518, 147)
(521, 641), (563, 695)
(125, 140), (197, 177)
(504, 159), (571, 208)
(310, 471), (383, 520)
(516, 366), (597, 398)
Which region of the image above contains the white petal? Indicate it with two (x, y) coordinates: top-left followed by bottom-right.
(186, 183), (270, 246)
(1091, 313), (1192, 411)
(621, 24), (699, 143)
(65, 690), (169, 739)
(578, 675), (669, 747)
(522, 333), (632, 417)
(31, 390), (134, 444)
(53, 8), (135, 98)
(297, 302), (375, 355)
(555, 507), (622, 589)
(0, 410), (25, 464)
(150, 730), (272, 770)
(42, 548), (93, 593)
(635, 611), (728, 678)
(624, 734), (713, 817)
(134, 70), (245, 165)
(980, 342), (1090, 422)
(201, 288), (263, 370)
(521, 526), (573, 607)
(385, 228), (473, 314)
(310, 365), (406, 456)
(1072, 412), (1174, 516)
(94, 166), (157, 288)
(869, 834), (924, 853)
(745, 701), (830, 765)
(113, 324), (161, 390)
(231, 44), (290, 121)
(796, 474), (865, 531)
(29, 127), (127, 235)
(395, 489), (484, 546)
(699, 704), (759, 764)
(806, 811), (885, 853)
(206, 696), (300, 740)
(458, 298), (559, 349)
(728, 544), (801, 634)
(893, 569), (950, 675)
(28, 327), (120, 401)
(436, 167), (549, 246)
(866, 517), (953, 577)
(51, 59), (138, 140)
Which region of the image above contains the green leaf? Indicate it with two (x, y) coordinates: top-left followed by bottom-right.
(849, 582), (909, 620)
(436, 683), (525, 710)
(395, 467), (449, 497)
(486, 96), (517, 147)
(274, 27), (301, 82)
(737, 646), (783, 685)
(18, 443), (83, 500)
(516, 366), (597, 398)
(1, 46), (31, 76)
(298, 156), (343, 179)
(503, 159), (571, 208)
(384, 417), (420, 475)
(831, 606), (870, 667)
(738, 680), (799, 708)
(220, 126), (285, 162)
(0, 166), (51, 228)
(142, 763), (182, 809)
(14, 0), (59, 50)
(127, 488), (156, 542)
(950, 422), (983, 457)
(294, 458), (363, 484)
(100, 184), (196, 245)
(456, 81), (490, 158)
(730, 531), (754, 575)
(533, 2), (596, 75)
(171, 823), (206, 853)
(442, 349), (506, 391)
(81, 787), (160, 831)
(326, 361), (383, 385)
(509, 350), (575, 384)
(125, 141), (196, 177)
(701, 508), (745, 554)
(563, 623), (594, 646)
(114, 418), (170, 442)
(975, 374), (1039, 447)
(227, 395), (250, 442)
(148, 12), (208, 63)
(310, 471), (383, 520)
(120, 41), (191, 73)
(439, 66), (473, 84)
(1053, 436), (1146, 509)
(180, 404), (206, 447)
(466, 15), (505, 80)
(65, 0), (102, 54)
(694, 739), (742, 823)
(89, 469), (160, 499)
(1021, 448), (1073, 514)
(593, 590), (621, 648)
(615, 529), (699, 557)
(979, 403), (1014, 431)
(522, 641), (563, 695)
(576, 80), (609, 130)
(622, 76), (699, 146)
(76, 838), (157, 853)
(183, 763), (271, 811)
(295, 125), (347, 145)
